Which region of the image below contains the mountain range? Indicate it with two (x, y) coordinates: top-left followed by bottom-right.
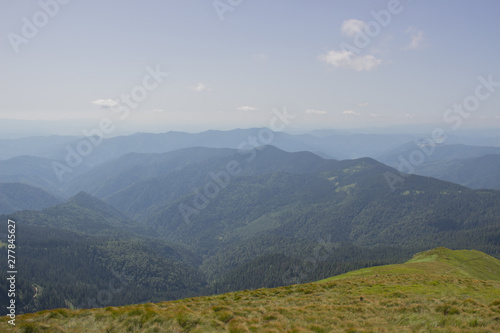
(1, 140), (500, 316)
(2, 128), (500, 197)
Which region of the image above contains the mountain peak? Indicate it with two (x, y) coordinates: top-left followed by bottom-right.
(68, 191), (97, 204)
(67, 191), (128, 219)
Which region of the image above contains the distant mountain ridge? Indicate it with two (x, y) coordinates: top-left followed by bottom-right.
(1, 128), (416, 165)
(376, 143), (500, 189)
(414, 154), (500, 190)
(377, 143), (500, 166)
(0, 182), (62, 214)
(3, 129), (500, 199)
(6, 190), (137, 236)
(100, 146), (340, 218)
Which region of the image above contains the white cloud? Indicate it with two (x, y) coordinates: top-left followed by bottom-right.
(369, 113), (379, 117)
(91, 99), (119, 109)
(358, 102), (369, 107)
(152, 109), (164, 113)
(405, 114), (414, 118)
(319, 50), (382, 71)
(405, 27), (425, 50)
(341, 19), (366, 37)
(191, 82), (211, 92)
(237, 106), (258, 111)
(305, 109), (327, 115)
(343, 110), (359, 116)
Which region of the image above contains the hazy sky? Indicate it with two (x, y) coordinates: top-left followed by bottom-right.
(1, 0), (500, 136)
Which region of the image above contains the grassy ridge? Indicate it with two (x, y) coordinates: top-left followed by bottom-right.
(319, 247), (500, 283)
(2, 248), (500, 332)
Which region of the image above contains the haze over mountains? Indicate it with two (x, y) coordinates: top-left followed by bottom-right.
(1, 128), (500, 315)
(1, 128), (500, 203)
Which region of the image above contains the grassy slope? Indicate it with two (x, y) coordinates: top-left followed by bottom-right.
(2, 248), (500, 332)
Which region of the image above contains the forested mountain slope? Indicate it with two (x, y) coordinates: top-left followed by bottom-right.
(2, 146), (500, 316)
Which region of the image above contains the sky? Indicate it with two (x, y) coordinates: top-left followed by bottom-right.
(1, 0), (500, 137)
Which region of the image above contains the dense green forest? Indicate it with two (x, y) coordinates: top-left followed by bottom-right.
(0, 224), (207, 315)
